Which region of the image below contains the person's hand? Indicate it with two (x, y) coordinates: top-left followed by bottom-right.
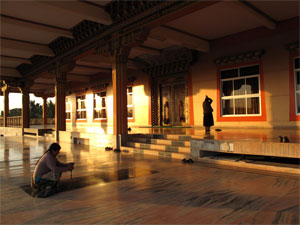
(67, 162), (75, 171)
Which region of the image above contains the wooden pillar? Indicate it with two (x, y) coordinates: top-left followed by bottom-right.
(2, 84), (9, 127)
(50, 61), (75, 140)
(20, 85), (30, 129)
(42, 96), (48, 125)
(55, 72), (66, 132)
(111, 48), (130, 135)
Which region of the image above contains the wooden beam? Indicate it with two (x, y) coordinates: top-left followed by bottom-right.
(134, 46), (160, 55)
(0, 67), (22, 78)
(229, 0), (276, 30)
(1, 15), (73, 39)
(74, 65), (112, 73)
(150, 26), (210, 52)
(67, 74), (91, 83)
(1, 38), (55, 57)
(1, 55), (31, 64)
(37, 1), (112, 25)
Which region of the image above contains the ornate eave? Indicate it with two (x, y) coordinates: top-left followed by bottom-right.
(15, 0), (198, 80)
(140, 47), (193, 77)
(214, 49), (265, 66)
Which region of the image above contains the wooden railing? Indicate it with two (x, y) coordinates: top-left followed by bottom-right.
(0, 117), (55, 127)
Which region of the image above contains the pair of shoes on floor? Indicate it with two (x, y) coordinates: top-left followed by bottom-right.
(279, 136), (290, 143)
(105, 147), (113, 151)
(182, 158), (193, 164)
(113, 148), (121, 153)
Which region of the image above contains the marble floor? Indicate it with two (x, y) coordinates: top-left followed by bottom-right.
(0, 136), (299, 225)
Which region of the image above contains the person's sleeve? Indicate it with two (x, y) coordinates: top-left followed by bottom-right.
(56, 160), (68, 167)
(45, 155), (69, 173)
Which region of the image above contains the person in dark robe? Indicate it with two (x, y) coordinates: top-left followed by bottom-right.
(31, 143), (74, 198)
(202, 95), (214, 134)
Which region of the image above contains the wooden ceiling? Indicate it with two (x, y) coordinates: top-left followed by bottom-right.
(0, 0), (299, 95)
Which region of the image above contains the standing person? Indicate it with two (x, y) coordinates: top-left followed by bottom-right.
(203, 95), (214, 134)
(31, 143), (74, 198)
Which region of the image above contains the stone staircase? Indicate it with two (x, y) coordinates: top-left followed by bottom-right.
(121, 134), (192, 160)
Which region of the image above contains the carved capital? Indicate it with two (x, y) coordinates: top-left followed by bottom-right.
(49, 60), (76, 76)
(96, 28), (149, 56)
(18, 81), (32, 94)
(1, 81), (9, 93)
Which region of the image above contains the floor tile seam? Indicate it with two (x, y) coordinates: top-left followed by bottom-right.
(126, 141), (190, 149)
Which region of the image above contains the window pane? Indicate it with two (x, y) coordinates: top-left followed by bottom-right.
(297, 93), (300, 114)
(101, 109), (106, 118)
(128, 94), (132, 105)
(234, 79), (245, 95)
(128, 107), (133, 117)
(221, 69), (238, 79)
(102, 98), (106, 107)
(222, 81), (233, 96)
(76, 111), (80, 119)
(296, 72), (300, 91)
(95, 96), (101, 108)
(240, 65), (259, 76)
(247, 97), (260, 114)
(222, 99), (233, 115)
(82, 101), (86, 109)
(66, 112), (70, 119)
(234, 98), (246, 114)
(82, 111), (86, 119)
(246, 77), (259, 94)
(295, 58), (300, 69)
(66, 103), (70, 111)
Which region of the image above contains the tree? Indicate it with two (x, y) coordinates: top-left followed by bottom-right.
(30, 100), (42, 118)
(47, 100), (55, 118)
(9, 108), (22, 116)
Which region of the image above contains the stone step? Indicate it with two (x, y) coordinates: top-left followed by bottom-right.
(125, 142), (190, 154)
(120, 146), (190, 160)
(131, 134), (192, 141)
(129, 137), (191, 147)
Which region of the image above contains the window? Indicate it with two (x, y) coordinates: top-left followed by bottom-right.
(93, 91), (106, 120)
(65, 97), (71, 120)
(127, 87), (133, 118)
(294, 57), (300, 115)
(76, 95), (86, 120)
(220, 65), (261, 116)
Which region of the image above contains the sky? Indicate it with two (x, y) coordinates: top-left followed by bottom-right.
(0, 93), (55, 112)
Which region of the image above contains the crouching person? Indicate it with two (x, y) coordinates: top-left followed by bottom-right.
(31, 143), (74, 198)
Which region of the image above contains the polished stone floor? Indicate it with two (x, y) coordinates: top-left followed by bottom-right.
(1, 136), (299, 224)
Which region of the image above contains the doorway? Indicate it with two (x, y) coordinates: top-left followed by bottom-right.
(159, 76), (188, 126)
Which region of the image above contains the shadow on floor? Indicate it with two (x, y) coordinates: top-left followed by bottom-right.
(20, 168), (159, 196)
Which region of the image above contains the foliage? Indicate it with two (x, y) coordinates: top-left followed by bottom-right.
(30, 100), (42, 118)
(47, 100), (55, 118)
(9, 108), (22, 116)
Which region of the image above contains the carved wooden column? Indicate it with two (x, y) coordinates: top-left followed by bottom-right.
(55, 73), (66, 132)
(19, 83), (31, 129)
(96, 28), (149, 144)
(1, 83), (9, 127)
(50, 61), (75, 140)
(111, 47), (130, 136)
(42, 96), (48, 125)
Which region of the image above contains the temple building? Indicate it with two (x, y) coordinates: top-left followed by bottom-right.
(0, 1), (299, 151)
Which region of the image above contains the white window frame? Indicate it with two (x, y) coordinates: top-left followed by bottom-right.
(65, 97), (71, 120)
(294, 57), (300, 115)
(93, 91), (107, 120)
(127, 86), (133, 119)
(76, 95), (86, 120)
(220, 64), (261, 117)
